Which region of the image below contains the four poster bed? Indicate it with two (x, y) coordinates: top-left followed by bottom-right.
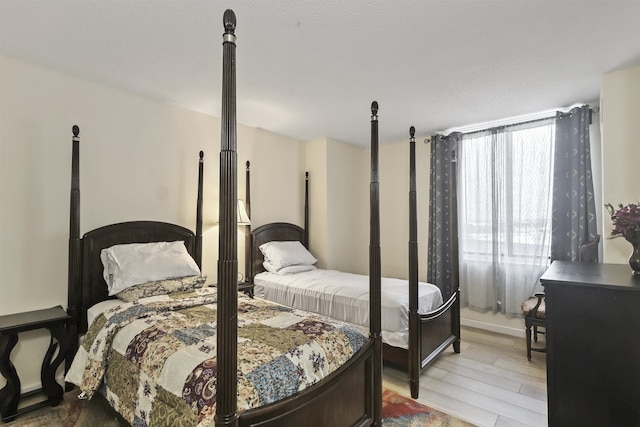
(64, 10), (383, 427)
(249, 128), (461, 399)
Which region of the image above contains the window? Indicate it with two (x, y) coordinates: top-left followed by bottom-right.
(458, 119), (555, 316)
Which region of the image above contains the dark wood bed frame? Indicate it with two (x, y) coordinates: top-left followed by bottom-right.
(66, 10), (382, 427)
(250, 126), (460, 400)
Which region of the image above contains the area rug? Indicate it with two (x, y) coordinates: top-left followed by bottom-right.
(8, 392), (126, 427)
(382, 389), (476, 426)
(8, 389), (475, 426)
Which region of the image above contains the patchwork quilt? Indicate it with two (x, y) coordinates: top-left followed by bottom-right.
(66, 287), (367, 427)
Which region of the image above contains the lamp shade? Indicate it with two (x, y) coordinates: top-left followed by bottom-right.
(237, 199), (251, 225)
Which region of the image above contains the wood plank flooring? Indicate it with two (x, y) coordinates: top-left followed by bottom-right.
(382, 325), (548, 427)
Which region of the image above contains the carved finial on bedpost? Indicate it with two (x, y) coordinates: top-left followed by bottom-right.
(199, 151), (204, 161)
(223, 9), (236, 35)
(410, 126), (415, 140)
(72, 125), (79, 139)
(371, 101), (378, 119)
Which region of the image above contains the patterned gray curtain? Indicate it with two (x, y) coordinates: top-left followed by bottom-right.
(551, 105), (598, 261)
(427, 133), (460, 299)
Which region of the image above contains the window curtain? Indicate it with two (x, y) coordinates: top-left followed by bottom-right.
(551, 105), (598, 261)
(427, 133), (461, 299)
(457, 121), (555, 317)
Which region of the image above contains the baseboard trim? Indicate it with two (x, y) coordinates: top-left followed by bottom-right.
(19, 374), (66, 395)
(461, 317), (525, 338)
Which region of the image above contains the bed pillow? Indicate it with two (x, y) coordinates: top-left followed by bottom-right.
(116, 274), (207, 302)
(100, 241), (201, 296)
(259, 241), (317, 270)
(263, 261), (316, 275)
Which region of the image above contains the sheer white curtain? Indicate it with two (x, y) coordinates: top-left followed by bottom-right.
(458, 120), (554, 317)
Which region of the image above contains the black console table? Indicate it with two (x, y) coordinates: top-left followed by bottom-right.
(540, 261), (640, 426)
(0, 305), (71, 422)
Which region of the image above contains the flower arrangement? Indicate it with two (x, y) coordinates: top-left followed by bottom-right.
(605, 203), (640, 246)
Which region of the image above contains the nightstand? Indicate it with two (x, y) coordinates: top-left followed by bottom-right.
(211, 282), (255, 298)
(237, 281), (255, 298)
(0, 305), (71, 422)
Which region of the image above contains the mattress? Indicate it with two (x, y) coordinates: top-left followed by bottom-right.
(254, 269), (443, 349)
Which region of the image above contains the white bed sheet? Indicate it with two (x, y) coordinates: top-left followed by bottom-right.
(254, 269), (443, 349)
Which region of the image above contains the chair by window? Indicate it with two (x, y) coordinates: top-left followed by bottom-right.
(579, 234), (600, 264)
(522, 291), (546, 361)
(521, 234), (600, 360)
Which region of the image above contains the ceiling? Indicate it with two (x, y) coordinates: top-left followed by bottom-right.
(1, 0), (639, 146)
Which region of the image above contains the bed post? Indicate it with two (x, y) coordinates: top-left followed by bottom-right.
(216, 9), (239, 427)
(245, 161), (251, 283)
(451, 150), (461, 352)
(195, 151), (204, 269)
(370, 101), (383, 426)
(304, 171), (309, 247)
(66, 125), (81, 381)
(408, 126), (420, 398)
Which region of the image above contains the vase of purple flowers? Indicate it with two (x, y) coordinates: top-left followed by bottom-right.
(606, 203), (640, 275)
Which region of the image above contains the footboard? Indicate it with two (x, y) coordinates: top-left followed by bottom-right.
(382, 288), (460, 398)
(239, 341), (375, 427)
(419, 288), (461, 368)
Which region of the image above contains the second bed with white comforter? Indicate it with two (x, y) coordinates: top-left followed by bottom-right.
(254, 268), (443, 349)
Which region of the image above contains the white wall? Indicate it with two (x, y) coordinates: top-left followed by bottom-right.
(601, 65), (640, 263)
(326, 138), (368, 274)
(303, 137), (368, 274)
(304, 138), (329, 268)
(0, 56), (303, 391)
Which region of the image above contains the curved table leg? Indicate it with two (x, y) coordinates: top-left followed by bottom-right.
(42, 324), (70, 406)
(0, 333), (20, 421)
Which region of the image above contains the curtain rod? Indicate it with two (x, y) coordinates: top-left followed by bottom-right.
(426, 105), (599, 143)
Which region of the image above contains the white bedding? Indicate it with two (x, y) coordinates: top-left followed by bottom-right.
(254, 269), (443, 349)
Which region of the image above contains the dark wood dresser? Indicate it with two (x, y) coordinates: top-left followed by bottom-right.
(541, 261), (640, 426)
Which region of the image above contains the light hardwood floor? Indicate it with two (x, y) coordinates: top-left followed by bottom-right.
(382, 325), (548, 427)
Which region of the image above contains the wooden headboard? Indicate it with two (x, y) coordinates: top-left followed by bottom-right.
(78, 221), (198, 333)
(250, 222), (306, 279)
(247, 162), (310, 281)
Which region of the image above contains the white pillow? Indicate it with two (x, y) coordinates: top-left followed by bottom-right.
(259, 241), (317, 270)
(263, 261), (316, 275)
(100, 241), (201, 296)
